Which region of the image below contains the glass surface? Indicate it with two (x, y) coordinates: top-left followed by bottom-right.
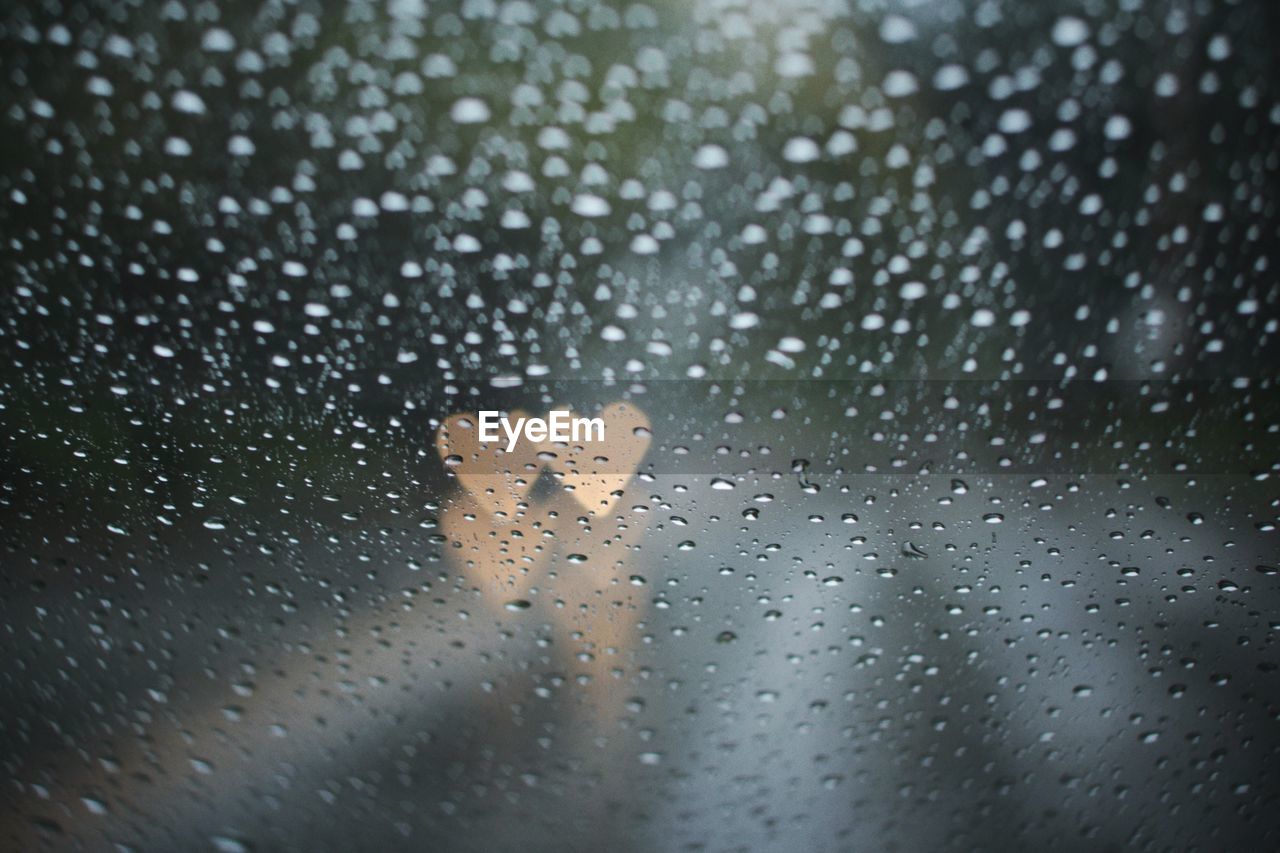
(2, 0), (1278, 850)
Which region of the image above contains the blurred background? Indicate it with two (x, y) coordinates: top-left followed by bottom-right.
(1, 0), (1279, 849)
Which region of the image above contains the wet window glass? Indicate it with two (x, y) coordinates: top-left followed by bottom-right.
(2, 0), (1278, 849)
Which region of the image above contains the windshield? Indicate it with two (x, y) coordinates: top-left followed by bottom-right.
(2, 1), (1278, 850)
